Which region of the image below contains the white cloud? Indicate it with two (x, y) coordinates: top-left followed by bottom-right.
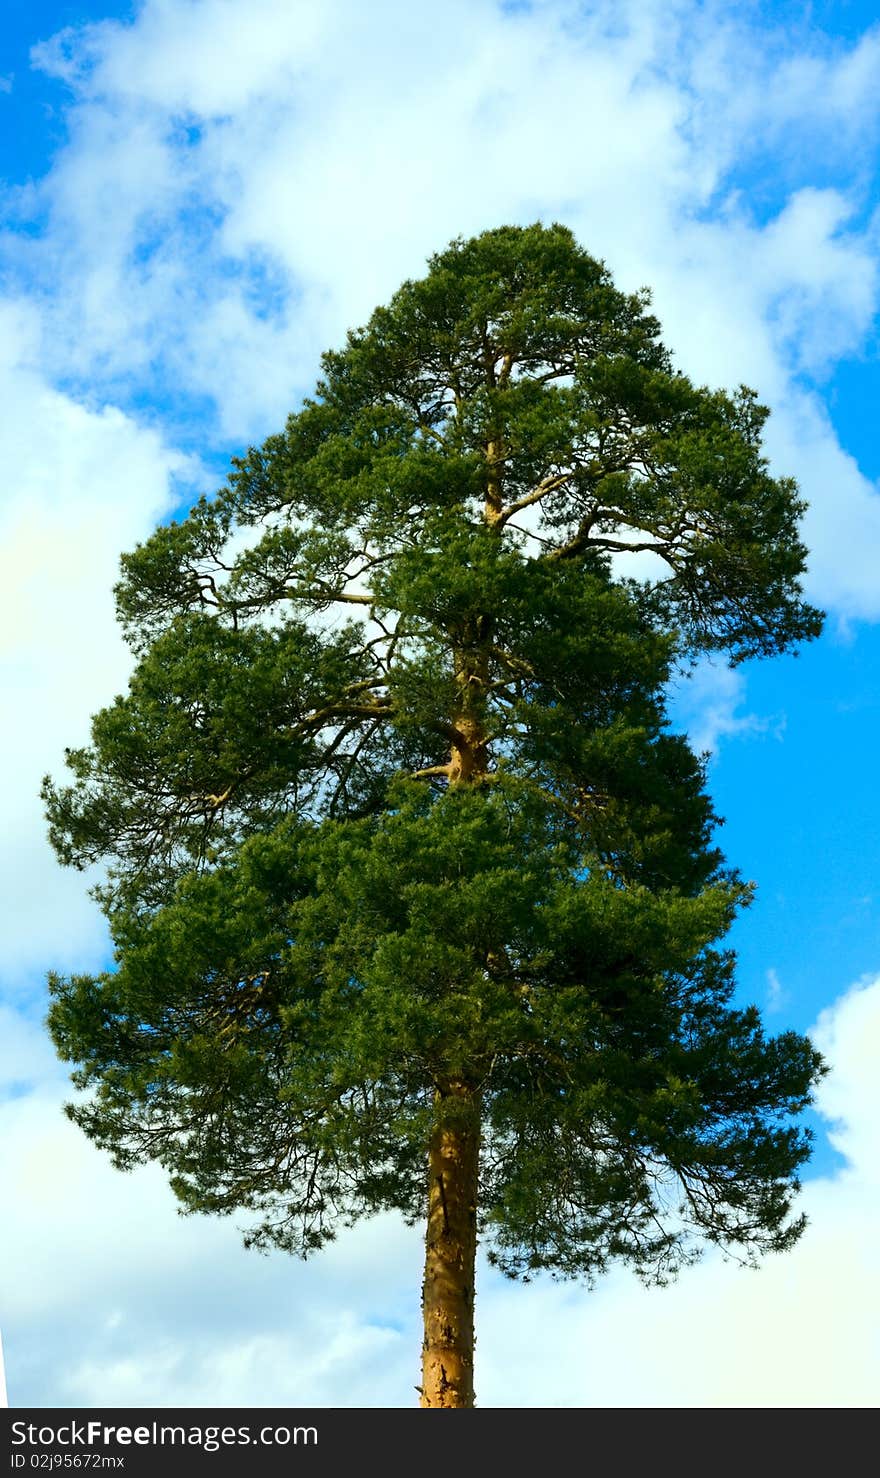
(32, 0), (327, 113)
(642, 189), (878, 390)
(0, 1087), (422, 1407)
(0, 297), (195, 985)
(769, 24), (880, 137)
(810, 975), (880, 1186)
(764, 392), (880, 622)
(667, 658), (778, 756)
(0, 975), (877, 1407)
(0, 1006), (63, 1095)
(765, 966), (787, 1014)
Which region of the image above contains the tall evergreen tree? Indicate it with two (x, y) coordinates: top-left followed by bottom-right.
(44, 224), (825, 1408)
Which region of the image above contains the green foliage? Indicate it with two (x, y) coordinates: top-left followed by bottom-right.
(45, 222), (824, 1283)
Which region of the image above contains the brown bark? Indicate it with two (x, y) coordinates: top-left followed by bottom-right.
(448, 712), (488, 785)
(418, 589), (491, 1407)
(420, 1081), (481, 1408)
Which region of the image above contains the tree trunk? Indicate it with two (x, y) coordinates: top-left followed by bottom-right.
(418, 633), (486, 1407)
(420, 1081), (481, 1408)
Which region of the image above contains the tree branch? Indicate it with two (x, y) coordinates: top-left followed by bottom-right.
(494, 473), (569, 529)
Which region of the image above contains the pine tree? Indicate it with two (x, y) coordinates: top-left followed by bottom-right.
(44, 224), (825, 1408)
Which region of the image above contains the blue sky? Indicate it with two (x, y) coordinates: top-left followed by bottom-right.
(0, 3), (133, 179)
(1, 0), (879, 1409)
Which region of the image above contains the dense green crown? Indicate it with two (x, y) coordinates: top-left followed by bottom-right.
(45, 224), (824, 1281)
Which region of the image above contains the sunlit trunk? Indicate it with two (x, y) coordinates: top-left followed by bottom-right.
(420, 1082), (481, 1408)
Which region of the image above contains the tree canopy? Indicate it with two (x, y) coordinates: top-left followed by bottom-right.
(44, 223), (825, 1405)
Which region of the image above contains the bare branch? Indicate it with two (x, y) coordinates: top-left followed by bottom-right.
(494, 473), (569, 529)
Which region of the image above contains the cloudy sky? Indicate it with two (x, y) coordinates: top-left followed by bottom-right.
(1, 0), (879, 1409)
